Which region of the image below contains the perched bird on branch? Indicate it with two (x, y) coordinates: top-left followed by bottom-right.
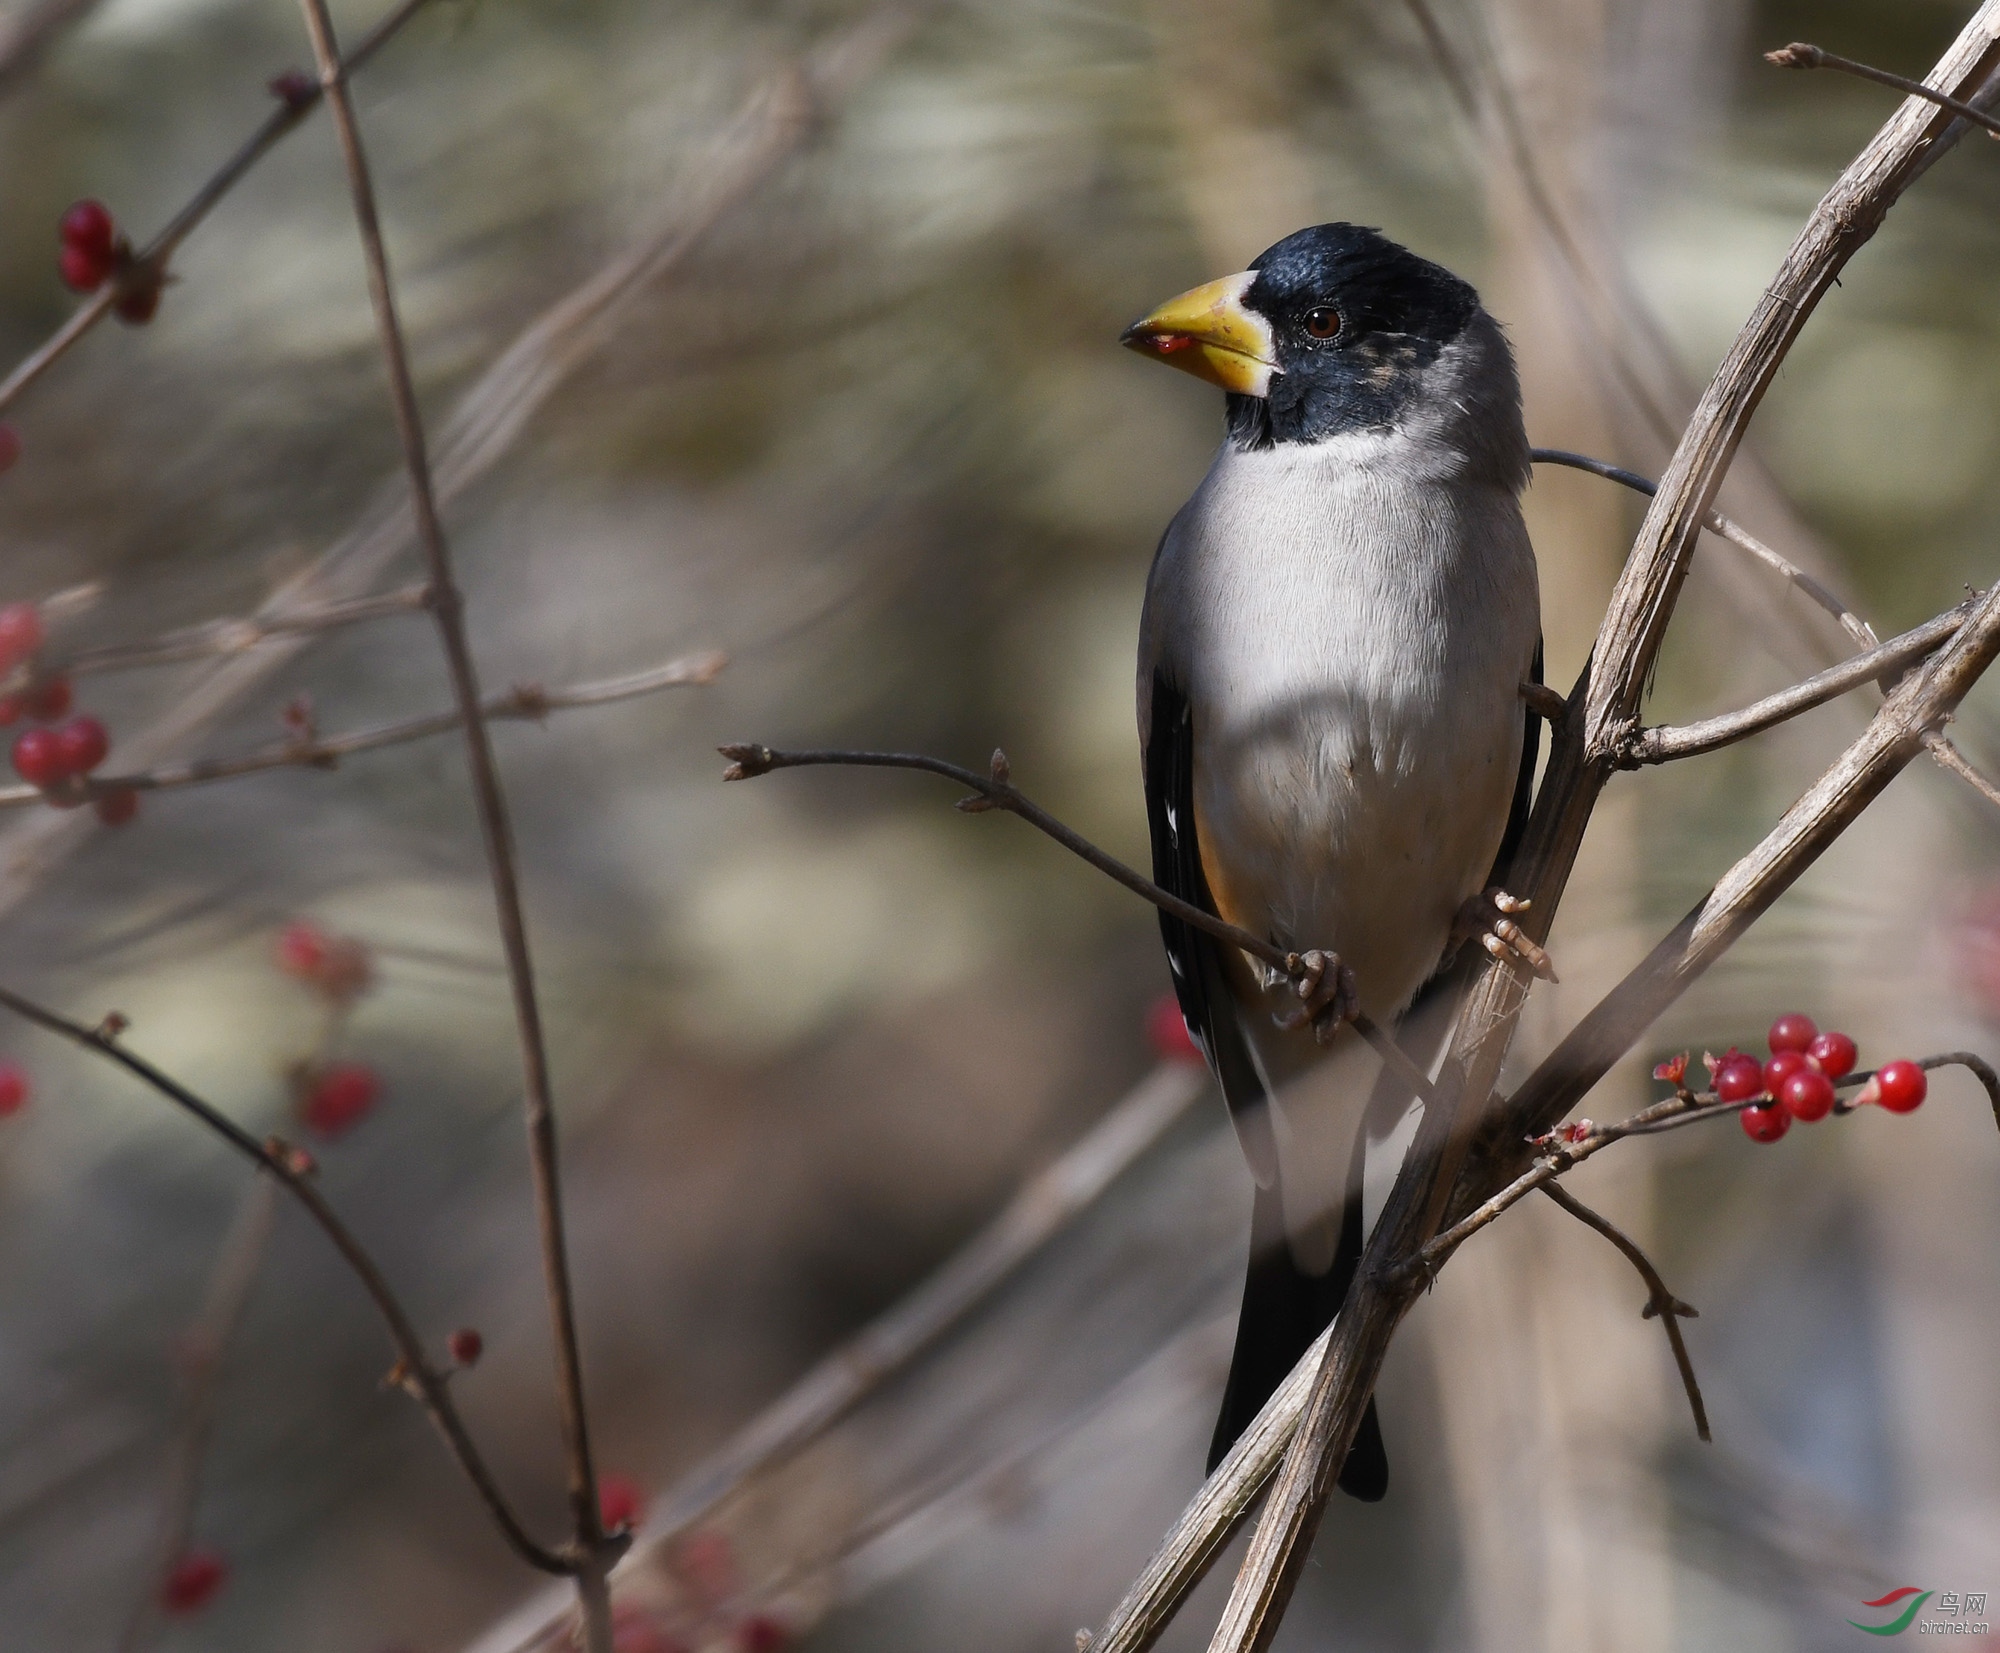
(1124, 223), (1545, 1496)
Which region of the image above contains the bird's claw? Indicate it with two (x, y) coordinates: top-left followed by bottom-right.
(1274, 949), (1359, 1045)
(1455, 888), (1559, 983)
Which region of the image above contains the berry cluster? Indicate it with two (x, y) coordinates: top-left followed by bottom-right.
(56, 199), (160, 323)
(274, 920), (384, 1138)
(1667, 1014), (1928, 1144)
(0, 602), (137, 824)
(604, 1528), (792, 1653)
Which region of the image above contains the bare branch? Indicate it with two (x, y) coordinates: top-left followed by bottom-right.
(1621, 603), (1968, 765)
(0, 982), (569, 1574)
(56, 585), (432, 680)
(294, 0), (615, 1636)
(1923, 730), (2000, 817)
(718, 744), (1444, 1107)
(1532, 448), (1879, 649)
(1768, 42), (2000, 141)
(0, 0), (439, 417)
(1538, 1183), (1709, 1443)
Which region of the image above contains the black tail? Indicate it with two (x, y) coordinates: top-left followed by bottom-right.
(1207, 1173), (1387, 1500)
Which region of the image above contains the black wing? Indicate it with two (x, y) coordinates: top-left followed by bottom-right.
(1492, 636), (1544, 888)
(1144, 668), (1278, 1184)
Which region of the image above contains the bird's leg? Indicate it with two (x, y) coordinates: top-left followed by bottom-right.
(1274, 949), (1360, 1045)
(1451, 888), (1559, 983)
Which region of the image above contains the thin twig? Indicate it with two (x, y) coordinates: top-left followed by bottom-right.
(1768, 42), (2000, 140)
(1538, 1183), (1709, 1443)
(119, 1180), (279, 1653)
(717, 744), (1444, 1106)
(56, 585), (432, 680)
(294, 0), (614, 1635)
(0, 650), (724, 811)
(0, 0), (439, 417)
(0, 982), (566, 1573)
(1922, 730), (2000, 817)
(1532, 449), (1879, 649)
(1621, 605), (1968, 765)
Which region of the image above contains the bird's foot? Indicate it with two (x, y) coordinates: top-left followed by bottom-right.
(1453, 888), (1558, 983)
(1274, 949), (1359, 1045)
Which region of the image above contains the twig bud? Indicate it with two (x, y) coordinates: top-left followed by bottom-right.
(1765, 42), (1824, 70)
(954, 793), (995, 812)
(989, 747), (1011, 783)
(718, 742), (774, 781)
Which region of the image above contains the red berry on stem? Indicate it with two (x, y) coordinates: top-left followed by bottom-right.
(1780, 1067), (1836, 1122)
(95, 787), (139, 826)
(1740, 1102), (1791, 1143)
(1768, 1013), (1817, 1054)
(300, 1062), (380, 1139)
(0, 424), (19, 475)
(598, 1473), (645, 1532)
(1713, 1052), (1765, 1102)
(1763, 1049), (1814, 1096)
(160, 1549), (227, 1614)
(0, 1063), (28, 1116)
(53, 715), (108, 776)
(1807, 1030), (1857, 1079)
(1146, 993), (1201, 1065)
(1872, 1059), (1928, 1114)
(269, 68), (317, 107)
(737, 1616), (789, 1653)
(12, 727), (65, 788)
(59, 199), (115, 259)
(58, 242), (111, 293)
(0, 601), (43, 670)
(23, 674), (71, 722)
(447, 1327), (483, 1367)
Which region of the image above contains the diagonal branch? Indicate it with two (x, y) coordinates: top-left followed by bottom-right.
(717, 743), (1446, 1108)
(1768, 42), (2000, 140)
(0, 982), (568, 1573)
(1538, 1183), (1709, 1443)
(0, 0), (439, 417)
(293, 0), (616, 1639)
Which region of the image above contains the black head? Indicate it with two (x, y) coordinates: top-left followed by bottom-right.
(1230, 224), (1481, 447)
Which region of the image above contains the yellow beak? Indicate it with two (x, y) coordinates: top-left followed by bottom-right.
(1119, 271), (1277, 397)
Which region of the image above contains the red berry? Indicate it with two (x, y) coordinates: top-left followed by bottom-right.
(1146, 993), (1201, 1065)
(95, 787), (139, 826)
(447, 1327), (483, 1366)
(1871, 1059), (1928, 1114)
(160, 1549), (226, 1614)
(23, 674), (71, 722)
(598, 1473), (645, 1533)
(275, 920), (328, 979)
(737, 1615), (789, 1653)
(115, 280), (161, 325)
(59, 242), (112, 293)
(0, 424), (19, 475)
(53, 715), (108, 776)
(269, 68), (317, 107)
(0, 601), (43, 670)
(1762, 1049), (1815, 1096)
(1807, 1030), (1857, 1079)
(1740, 1102), (1791, 1143)
(59, 199), (115, 259)
(300, 1062), (381, 1139)
(1767, 1013), (1817, 1054)
(1779, 1067), (1836, 1122)
(0, 1063), (28, 1117)
(12, 727), (65, 787)
(1713, 1053), (1765, 1102)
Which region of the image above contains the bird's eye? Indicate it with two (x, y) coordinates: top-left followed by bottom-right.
(1302, 306), (1340, 340)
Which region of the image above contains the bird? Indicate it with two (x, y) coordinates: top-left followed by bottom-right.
(1122, 223), (1548, 1498)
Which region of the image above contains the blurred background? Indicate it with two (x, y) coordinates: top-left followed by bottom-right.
(0, 0), (1996, 1647)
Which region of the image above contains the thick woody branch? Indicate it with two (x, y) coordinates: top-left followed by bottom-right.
(295, 0), (615, 1639)
(0, 982), (569, 1574)
(0, 0), (438, 416)
(718, 743), (1443, 1107)
(1538, 1183), (1709, 1443)
(0, 651), (724, 811)
(1768, 42), (2000, 141)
